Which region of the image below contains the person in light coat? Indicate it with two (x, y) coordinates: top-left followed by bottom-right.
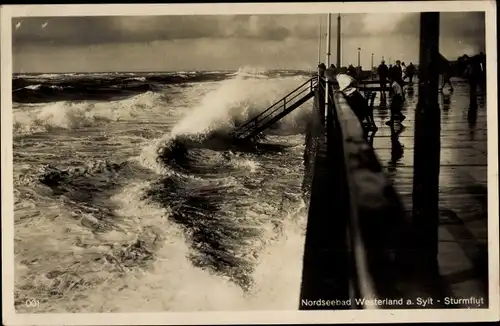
(385, 75), (406, 126)
(337, 73), (377, 132)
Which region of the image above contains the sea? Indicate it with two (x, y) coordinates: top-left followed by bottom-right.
(12, 67), (316, 312)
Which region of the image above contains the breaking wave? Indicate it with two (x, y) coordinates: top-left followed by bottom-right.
(13, 91), (164, 135)
(14, 68), (312, 312)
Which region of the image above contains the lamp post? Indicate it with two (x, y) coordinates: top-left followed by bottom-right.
(336, 14), (341, 68)
(341, 33), (344, 68)
(325, 13), (332, 119)
(357, 47), (361, 78)
(357, 47), (361, 68)
(371, 53), (374, 78)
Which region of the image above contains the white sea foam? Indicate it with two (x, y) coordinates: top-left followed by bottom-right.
(13, 91), (164, 135)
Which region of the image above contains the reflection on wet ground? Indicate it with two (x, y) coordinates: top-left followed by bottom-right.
(364, 77), (488, 304)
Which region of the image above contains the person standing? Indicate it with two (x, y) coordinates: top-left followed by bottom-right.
(464, 55), (481, 108)
(317, 62), (326, 89)
(390, 60), (403, 85)
(406, 62), (416, 83)
(318, 63), (326, 77)
(377, 60), (389, 93)
(391, 60), (405, 100)
(438, 53), (454, 93)
(347, 64), (357, 79)
(386, 75), (406, 126)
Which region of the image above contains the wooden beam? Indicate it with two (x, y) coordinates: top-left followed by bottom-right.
(412, 12), (441, 266)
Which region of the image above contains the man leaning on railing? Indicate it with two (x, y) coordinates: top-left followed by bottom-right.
(336, 73), (377, 132)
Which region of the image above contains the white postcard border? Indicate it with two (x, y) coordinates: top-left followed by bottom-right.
(1, 1), (498, 325)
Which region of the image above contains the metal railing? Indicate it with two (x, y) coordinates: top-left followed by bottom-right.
(329, 90), (410, 306)
(301, 82), (410, 307)
(329, 91), (378, 305)
(231, 77), (317, 140)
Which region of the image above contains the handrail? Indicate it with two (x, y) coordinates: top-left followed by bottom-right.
(250, 77), (316, 123)
(300, 84), (426, 308)
(330, 92), (378, 305)
(243, 86), (311, 129)
(232, 77), (317, 139)
(328, 89), (413, 306)
(234, 77), (316, 134)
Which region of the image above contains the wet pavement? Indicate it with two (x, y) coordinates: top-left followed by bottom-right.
(363, 77), (489, 306)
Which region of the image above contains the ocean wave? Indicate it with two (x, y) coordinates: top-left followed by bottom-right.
(13, 91), (163, 136)
(13, 69), (312, 310)
(12, 71), (233, 103)
(12, 70), (312, 104)
(128, 71), (314, 290)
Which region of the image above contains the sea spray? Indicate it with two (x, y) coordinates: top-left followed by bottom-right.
(171, 72), (311, 137)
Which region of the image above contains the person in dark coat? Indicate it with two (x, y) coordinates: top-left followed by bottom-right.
(405, 62), (416, 84)
(377, 60), (389, 93)
(318, 63), (326, 77)
(317, 63), (327, 92)
(390, 60), (406, 100)
(438, 54), (454, 93)
(390, 60), (403, 85)
(347, 64), (357, 79)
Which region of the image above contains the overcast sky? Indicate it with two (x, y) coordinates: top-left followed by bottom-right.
(12, 12), (485, 73)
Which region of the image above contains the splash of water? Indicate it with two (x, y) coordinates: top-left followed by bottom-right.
(171, 72), (310, 137)
(136, 71), (311, 175)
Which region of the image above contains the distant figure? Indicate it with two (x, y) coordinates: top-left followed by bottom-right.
(477, 52), (486, 91)
(401, 62), (407, 80)
(387, 64), (394, 95)
(406, 62), (416, 83)
(318, 63), (326, 77)
(478, 52), (486, 74)
(438, 53), (454, 93)
(386, 74), (406, 126)
(377, 60), (389, 93)
(390, 60), (405, 100)
(390, 60), (403, 85)
(347, 64), (357, 79)
(318, 63), (327, 92)
(337, 74), (377, 132)
(329, 64), (337, 76)
(464, 55), (483, 109)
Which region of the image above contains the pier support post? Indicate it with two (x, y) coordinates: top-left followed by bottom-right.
(412, 13), (441, 267)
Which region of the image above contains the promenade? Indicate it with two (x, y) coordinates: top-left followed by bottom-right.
(364, 78), (488, 305)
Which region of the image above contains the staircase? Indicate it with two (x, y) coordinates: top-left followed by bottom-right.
(231, 77), (318, 141)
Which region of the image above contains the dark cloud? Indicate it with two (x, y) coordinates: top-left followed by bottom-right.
(13, 15), (314, 46)
(12, 12), (485, 51)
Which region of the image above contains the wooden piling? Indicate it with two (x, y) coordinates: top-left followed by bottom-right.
(412, 12), (441, 267)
